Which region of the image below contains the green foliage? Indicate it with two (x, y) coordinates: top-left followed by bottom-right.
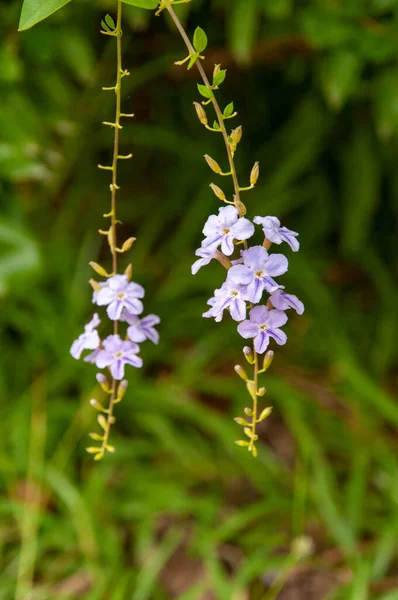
(193, 26), (207, 53)
(121, 0), (158, 8)
(197, 83), (212, 99)
(3, 0), (398, 597)
(18, 0), (72, 30)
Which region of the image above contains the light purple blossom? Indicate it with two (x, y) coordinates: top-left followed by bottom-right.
(269, 288), (304, 315)
(237, 306), (288, 354)
(203, 279), (248, 322)
(201, 206), (254, 256)
(228, 246), (288, 303)
(254, 216), (299, 251)
(191, 247), (217, 275)
(94, 334), (142, 380)
(94, 274), (144, 321)
(121, 311), (160, 344)
(70, 314), (101, 360)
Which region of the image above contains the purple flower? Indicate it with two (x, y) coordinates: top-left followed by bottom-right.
(269, 288), (304, 315)
(70, 314), (101, 360)
(254, 216), (299, 251)
(95, 334), (142, 380)
(191, 247), (217, 275)
(203, 279), (248, 322)
(202, 206), (254, 256)
(121, 311), (160, 344)
(237, 306), (288, 354)
(94, 274), (144, 321)
(228, 246), (288, 303)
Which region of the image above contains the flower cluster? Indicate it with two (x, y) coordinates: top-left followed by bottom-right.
(193, 209), (304, 355)
(71, 273), (160, 381)
(193, 205), (304, 457)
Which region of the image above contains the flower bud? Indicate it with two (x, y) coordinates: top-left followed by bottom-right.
(193, 101), (208, 125)
(116, 379), (128, 402)
(235, 199), (247, 216)
(244, 407), (253, 416)
(250, 161), (259, 186)
(90, 398), (107, 412)
(96, 373), (111, 393)
(258, 406), (272, 422)
(121, 237), (136, 253)
(257, 387), (266, 396)
(204, 154), (222, 174)
(235, 440), (250, 447)
(213, 63), (221, 79)
(234, 417), (250, 426)
(263, 350), (274, 372)
(246, 380), (257, 400)
(234, 365), (248, 381)
(89, 279), (101, 292)
(210, 183), (225, 200)
(231, 126), (242, 145)
(89, 261), (108, 277)
(243, 346), (255, 364)
(124, 263), (133, 280)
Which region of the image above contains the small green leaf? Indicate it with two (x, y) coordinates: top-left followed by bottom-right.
(104, 14), (115, 29)
(223, 102), (234, 117)
(213, 69), (227, 87)
(18, 0), (72, 31)
(197, 84), (213, 99)
(101, 20), (111, 32)
(121, 0), (158, 8)
(187, 53), (199, 70)
(213, 121), (220, 130)
(193, 26), (208, 53)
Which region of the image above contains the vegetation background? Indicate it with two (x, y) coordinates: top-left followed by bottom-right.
(0, 0), (397, 598)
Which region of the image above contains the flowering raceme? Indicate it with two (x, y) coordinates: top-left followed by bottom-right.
(69, 3), (160, 461)
(159, 1), (305, 456)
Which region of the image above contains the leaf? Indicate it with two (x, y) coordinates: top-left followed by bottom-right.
(187, 53), (199, 70)
(223, 102), (234, 117)
(104, 14), (115, 29)
(193, 27), (208, 53)
(18, 0), (72, 31)
(121, 0), (158, 8)
(213, 69), (227, 87)
(197, 84), (213, 99)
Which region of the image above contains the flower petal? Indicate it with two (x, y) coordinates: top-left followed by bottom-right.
(228, 264), (253, 285)
(232, 217), (255, 241)
(237, 320), (259, 339)
(230, 298), (246, 321)
(266, 254), (288, 277)
(95, 350), (114, 369)
(221, 234), (235, 256)
(268, 327), (287, 345)
(254, 331), (270, 354)
(249, 305), (269, 324)
(111, 359), (125, 380)
(267, 309), (288, 328)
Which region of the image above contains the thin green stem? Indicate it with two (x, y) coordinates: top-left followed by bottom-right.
(249, 345), (259, 452)
(99, 0), (123, 457)
(165, 2), (263, 453)
(165, 4), (243, 213)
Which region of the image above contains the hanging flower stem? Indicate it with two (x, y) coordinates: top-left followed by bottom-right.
(97, 0), (124, 459)
(162, 3), (265, 455)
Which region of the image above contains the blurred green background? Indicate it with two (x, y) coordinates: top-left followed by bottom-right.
(0, 0), (397, 598)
